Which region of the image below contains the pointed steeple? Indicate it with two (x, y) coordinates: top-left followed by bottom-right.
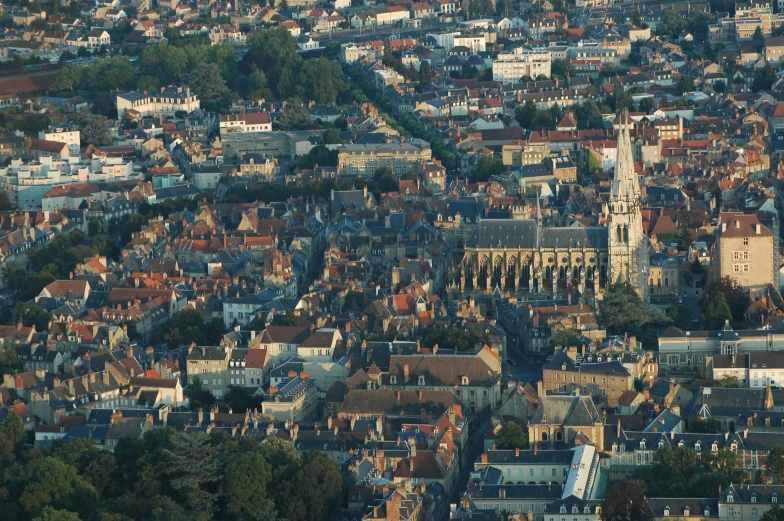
(535, 189), (542, 228)
(611, 110), (641, 204)
(766, 377), (775, 410)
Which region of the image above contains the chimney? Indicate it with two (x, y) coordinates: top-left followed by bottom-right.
(515, 447), (520, 456)
(404, 364), (410, 381)
(617, 419), (621, 437)
(533, 444), (538, 455)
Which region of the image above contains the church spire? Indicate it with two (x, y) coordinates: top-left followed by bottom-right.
(611, 110), (641, 204)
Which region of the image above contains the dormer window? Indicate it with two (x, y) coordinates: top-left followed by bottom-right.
(727, 494), (734, 504)
(461, 376), (469, 385)
(560, 506), (566, 514)
(773, 494), (778, 504)
(695, 442), (701, 451)
(712, 442), (718, 453)
(664, 507), (669, 516)
(584, 506), (590, 514)
(704, 508), (711, 517)
(390, 375), (397, 384)
(640, 441), (646, 449)
(751, 495), (757, 503)
(571, 506), (578, 514)
(684, 508), (689, 516)
(418, 375), (425, 386)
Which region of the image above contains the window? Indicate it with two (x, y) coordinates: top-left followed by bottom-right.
(743, 238), (749, 246)
(752, 508), (758, 518)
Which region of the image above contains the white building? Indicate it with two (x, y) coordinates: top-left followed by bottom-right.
(492, 47), (552, 83)
(116, 86), (200, 118)
(454, 34), (486, 53)
(38, 128), (80, 154)
(297, 327), (342, 361)
(0, 157), (88, 208)
(219, 112), (272, 135)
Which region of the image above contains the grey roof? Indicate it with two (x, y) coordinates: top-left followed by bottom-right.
(530, 396), (601, 426)
(539, 227), (608, 249)
(468, 219), (608, 250)
(468, 219), (539, 248)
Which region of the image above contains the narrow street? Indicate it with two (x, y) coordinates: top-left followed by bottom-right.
(443, 417), (491, 521)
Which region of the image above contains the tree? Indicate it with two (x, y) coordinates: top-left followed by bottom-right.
(767, 446), (784, 483)
(639, 97), (655, 113)
(718, 374), (740, 388)
(548, 329), (580, 350)
(159, 433), (221, 521)
(15, 302), (52, 331)
(551, 59), (573, 79)
(690, 417), (722, 434)
(33, 507), (82, 521)
(373, 166), (398, 194)
(711, 449), (741, 477)
(704, 292), (733, 330)
(677, 74), (694, 95)
(0, 409), (26, 463)
(419, 61), (432, 84)
(77, 114), (112, 147)
(600, 479), (653, 521)
(278, 98), (309, 130)
(677, 223), (693, 251)
(714, 79), (726, 93)
(762, 506), (784, 521)
(753, 63), (776, 92)
(469, 155), (506, 182)
(666, 304), (692, 329)
(57, 65), (83, 93)
(321, 128), (342, 145)
(184, 62), (228, 100)
(703, 277), (747, 323)
(223, 452), (276, 521)
(515, 100), (537, 128)
(0, 341), (22, 376)
(598, 283), (672, 348)
(249, 312), (266, 332)
(495, 423), (527, 450)
(753, 26), (764, 40)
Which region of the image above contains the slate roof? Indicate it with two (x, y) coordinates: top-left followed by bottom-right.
(529, 396), (601, 426)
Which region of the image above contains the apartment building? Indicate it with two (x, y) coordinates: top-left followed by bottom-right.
(116, 86), (200, 118)
(186, 345), (231, 398)
(647, 253), (682, 297)
(38, 128), (80, 154)
(709, 352), (784, 388)
(337, 140), (432, 177)
(502, 141), (549, 167)
(473, 449), (574, 484)
(714, 213), (775, 289)
(219, 112), (272, 136)
(261, 375), (318, 421)
(492, 48), (552, 83)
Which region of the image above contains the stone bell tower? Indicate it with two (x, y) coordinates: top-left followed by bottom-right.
(608, 112), (648, 301)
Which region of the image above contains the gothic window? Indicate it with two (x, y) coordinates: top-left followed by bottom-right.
(623, 226), (629, 243)
(616, 226), (622, 243)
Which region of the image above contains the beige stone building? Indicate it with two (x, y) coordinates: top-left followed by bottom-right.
(337, 140), (432, 177)
(186, 345), (231, 399)
(528, 394), (605, 449)
(647, 253), (681, 297)
(502, 141), (549, 167)
(713, 213), (775, 289)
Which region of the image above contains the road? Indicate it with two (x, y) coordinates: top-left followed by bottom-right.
(443, 416), (490, 521)
(507, 344), (544, 386)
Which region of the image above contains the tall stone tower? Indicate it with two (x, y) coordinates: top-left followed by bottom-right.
(608, 113), (648, 301)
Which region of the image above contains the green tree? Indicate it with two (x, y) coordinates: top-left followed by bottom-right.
(57, 65), (83, 93)
(639, 97), (655, 113)
(548, 329), (580, 350)
(753, 63), (776, 91)
(278, 98), (309, 130)
(767, 446), (784, 482)
(15, 302), (52, 331)
(223, 452), (277, 521)
(321, 128), (342, 145)
(550, 59), (574, 79)
(677, 74), (694, 94)
(704, 292), (733, 330)
(763, 506), (784, 521)
(598, 283), (672, 348)
(77, 114), (112, 147)
(515, 99), (537, 128)
(711, 449), (741, 477)
(677, 223), (693, 251)
(419, 61), (432, 84)
(666, 304), (692, 329)
(373, 166), (398, 194)
(690, 417), (722, 434)
(600, 479), (652, 521)
(718, 374), (740, 388)
(33, 507), (82, 521)
(753, 26), (764, 40)
(159, 433), (221, 521)
(495, 423), (527, 449)
(184, 62), (228, 100)
(714, 79), (726, 93)
(285, 452), (345, 521)
(469, 155), (506, 182)
(0, 409), (26, 463)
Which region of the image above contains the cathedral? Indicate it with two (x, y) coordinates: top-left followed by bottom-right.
(451, 117), (648, 302)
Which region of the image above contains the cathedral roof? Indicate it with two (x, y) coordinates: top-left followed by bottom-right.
(467, 219), (608, 250)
